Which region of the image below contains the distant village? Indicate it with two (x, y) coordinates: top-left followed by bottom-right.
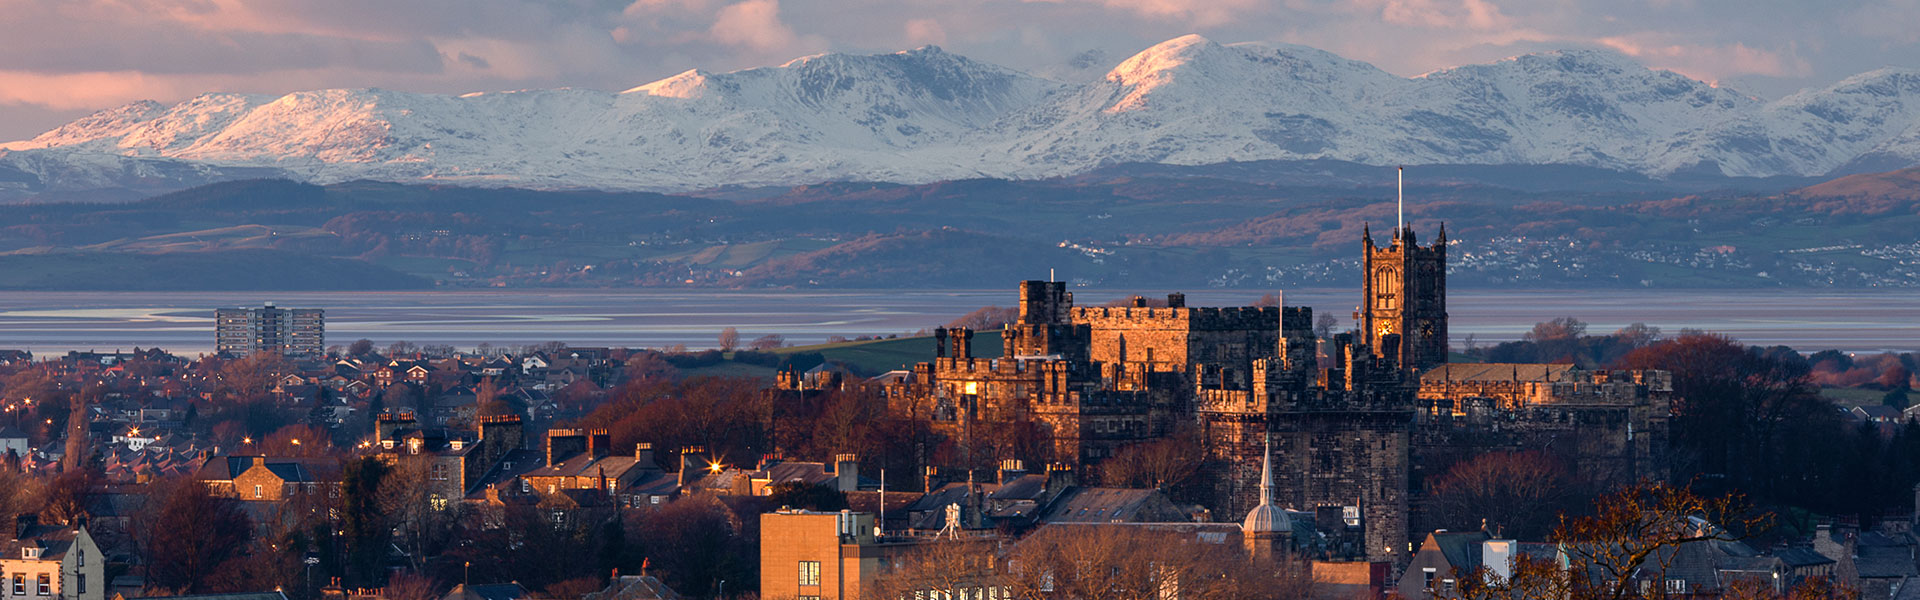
(3, 225), (1920, 600)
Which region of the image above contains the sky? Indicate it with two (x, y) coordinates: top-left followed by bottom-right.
(2, 0), (1918, 141)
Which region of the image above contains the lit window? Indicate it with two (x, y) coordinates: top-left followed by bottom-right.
(799, 561), (821, 586)
(430, 494), (448, 511)
(255, 484), (264, 499)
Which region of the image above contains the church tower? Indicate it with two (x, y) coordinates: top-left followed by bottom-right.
(1357, 185), (1448, 372)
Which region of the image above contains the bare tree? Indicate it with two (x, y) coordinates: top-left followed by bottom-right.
(1002, 525), (1311, 600)
(868, 538), (1003, 600)
(749, 334), (786, 351)
(1100, 427), (1202, 492)
(718, 327), (740, 352)
(1426, 450), (1578, 541)
(1553, 480), (1772, 600)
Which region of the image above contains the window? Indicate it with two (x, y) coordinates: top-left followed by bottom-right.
(1441, 578), (1455, 595)
(1666, 579), (1687, 594)
(13, 574), (23, 595)
(76, 575), (84, 595)
(798, 597), (821, 600)
(1422, 568), (1436, 591)
(35, 574), (48, 596)
(75, 549), (83, 567)
(254, 484), (264, 498)
(430, 464), (448, 481)
(430, 494), (448, 511)
(799, 561), (821, 586)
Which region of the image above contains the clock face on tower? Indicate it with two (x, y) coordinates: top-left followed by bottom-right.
(1377, 322), (1396, 338)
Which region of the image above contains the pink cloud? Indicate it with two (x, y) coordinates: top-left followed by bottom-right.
(1023, 0), (1266, 28)
(904, 18), (948, 46)
(1597, 36), (1811, 80)
(1369, 0), (1514, 30)
(709, 0), (798, 51)
(0, 70), (198, 111)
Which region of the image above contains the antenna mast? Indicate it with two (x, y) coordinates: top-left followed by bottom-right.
(1397, 166), (1405, 236)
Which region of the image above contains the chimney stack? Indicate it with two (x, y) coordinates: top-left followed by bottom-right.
(998, 458), (1027, 484)
(1043, 463), (1076, 504)
(678, 446), (708, 487)
(933, 328), (948, 359)
(546, 429), (588, 466)
(635, 443), (655, 468)
(1166, 293), (1185, 308)
(951, 328), (974, 359)
(588, 429), (611, 459)
(834, 454), (859, 492)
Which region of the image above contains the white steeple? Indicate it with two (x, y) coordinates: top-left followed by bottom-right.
(1242, 433), (1290, 534)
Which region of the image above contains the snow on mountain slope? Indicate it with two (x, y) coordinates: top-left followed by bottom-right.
(5, 35), (1920, 197)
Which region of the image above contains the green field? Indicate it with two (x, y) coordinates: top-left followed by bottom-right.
(774, 330), (1006, 375)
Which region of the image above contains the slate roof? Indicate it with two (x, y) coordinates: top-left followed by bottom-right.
(1773, 546), (1835, 568)
(443, 583), (527, 600)
(194, 456), (341, 483)
(582, 576), (681, 600)
(538, 454), (648, 479)
(1432, 531), (1493, 571)
(132, 592), (288, 600)
(1423, 363), (1577, 383)
(0, 525), (75, 561)
(1037, 487), (1175, 523)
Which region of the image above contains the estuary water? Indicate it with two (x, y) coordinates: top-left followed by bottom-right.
(0, 288), (1912, 356)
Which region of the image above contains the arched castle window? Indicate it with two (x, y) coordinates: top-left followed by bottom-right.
(1372, 268), (1400, 309)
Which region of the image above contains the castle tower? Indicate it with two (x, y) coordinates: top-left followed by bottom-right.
(1358, 222), (1448, 372)
(1242, 434), (1292, 560)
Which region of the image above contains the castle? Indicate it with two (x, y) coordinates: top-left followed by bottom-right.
(854, 221), (1671, 565)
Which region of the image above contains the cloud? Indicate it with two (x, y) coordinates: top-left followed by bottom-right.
(904, 18), (948, 46)
(709, 0), (798, 51)
(1597, 36), (1813, 80)
(1023, 0), (1266, 28)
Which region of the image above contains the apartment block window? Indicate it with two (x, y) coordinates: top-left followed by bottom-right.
(799, 561), (821, 586)
(13, 574), (24, 595)
(35, 574), (48, 596)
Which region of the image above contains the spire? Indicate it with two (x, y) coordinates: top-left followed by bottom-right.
(1258, 432), (1274, 507)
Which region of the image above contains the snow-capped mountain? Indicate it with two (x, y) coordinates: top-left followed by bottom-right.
(5, 34), (1920, 198)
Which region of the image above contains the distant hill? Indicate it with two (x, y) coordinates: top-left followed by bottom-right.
(3, 35), (1918, 202)
(1793, 166), (1920, 202)
(0, 168), (1917, 291)
(0, 249), (432, 290)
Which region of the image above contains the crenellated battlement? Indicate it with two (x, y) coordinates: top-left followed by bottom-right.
(1070, 305), (1285, 331)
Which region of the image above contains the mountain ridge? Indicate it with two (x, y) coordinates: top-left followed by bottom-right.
(4, 34), (1919, 200)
